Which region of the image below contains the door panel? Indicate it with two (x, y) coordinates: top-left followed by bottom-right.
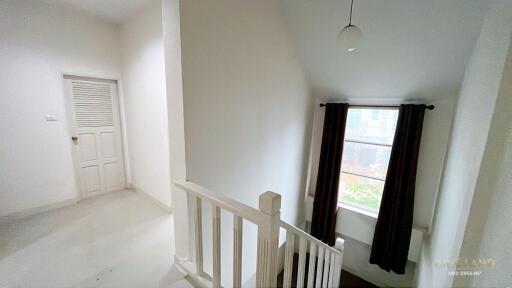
(66, 77), (126, 198)
(104, 162), (121, 190)
(82, 166), (101, 194)
(79, 133), (98, 162)
(100, 132), (116, 159)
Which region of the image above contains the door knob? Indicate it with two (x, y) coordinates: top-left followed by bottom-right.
(71, 136), (78, 141)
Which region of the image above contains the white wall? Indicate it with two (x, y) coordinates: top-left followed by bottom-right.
(414, 238), (433, 288)
(179, 0), (312, 285)
(419, 2), (512, 287)
(161, 0), (188, 260)
(469, 46), (512, 287)
(414, 98), (456, 230)
(120, 0), (172, 208)
(454, 40), (512, 288)
(0, 0), (121, 218)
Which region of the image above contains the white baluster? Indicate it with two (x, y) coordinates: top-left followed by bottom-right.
(283, 231), (295, 288)
(307, 242), (317, 288)
(212, 205), (221, 288)
(256, 192), (281, 288)
(332, 238), (345, 287)
(195, 197), (204, 276)
(315, 246), (325, 288)
(233, 215), (243, 288)
(322, 250), (330, 288)
(328, 250), (335, 287)
(297, 238), (307, 288)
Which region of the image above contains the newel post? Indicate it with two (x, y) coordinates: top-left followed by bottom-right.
(332, 237), (345, 287)
(256, 191), (281, 288)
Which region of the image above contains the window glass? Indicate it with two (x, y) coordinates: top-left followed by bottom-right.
(339, 173), (385, 212)
(345, 108), (398, 145)
(338, 108), (399, 213)
(341, 142), (392, 180)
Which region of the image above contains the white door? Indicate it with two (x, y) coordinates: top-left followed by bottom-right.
(65, 77), (126, 198)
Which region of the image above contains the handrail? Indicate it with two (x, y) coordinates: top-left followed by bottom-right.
(175, 179), (281, 287)
(175, 180), (344, 288)
(175, 180), (266, 224)
(280, 220), (343, 255)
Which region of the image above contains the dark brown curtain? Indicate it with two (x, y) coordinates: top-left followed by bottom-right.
(310, 103), (349, 246)
(369, 104), (427, 274)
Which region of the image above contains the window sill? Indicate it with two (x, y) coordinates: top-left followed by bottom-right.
(338, 202), (379, 219)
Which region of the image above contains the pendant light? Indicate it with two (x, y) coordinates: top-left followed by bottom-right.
(337, 0), (361, 52)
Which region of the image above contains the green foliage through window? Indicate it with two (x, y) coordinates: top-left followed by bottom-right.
(339, 180), (383, 211)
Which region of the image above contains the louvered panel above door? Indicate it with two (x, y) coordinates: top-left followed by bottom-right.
(65, 77), (126, 198)
(71, 81), (114, 128)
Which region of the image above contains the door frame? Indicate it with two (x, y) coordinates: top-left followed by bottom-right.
(62, 73), (130, 199)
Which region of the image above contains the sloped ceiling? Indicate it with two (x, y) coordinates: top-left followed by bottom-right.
(280, 0), (490, 102)
(42, 0), (154, 24)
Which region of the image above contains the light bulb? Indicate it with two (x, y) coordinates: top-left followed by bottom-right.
(337, 25), (362, 52)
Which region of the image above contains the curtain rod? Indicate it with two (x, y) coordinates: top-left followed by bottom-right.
(319, 103), (435, 110)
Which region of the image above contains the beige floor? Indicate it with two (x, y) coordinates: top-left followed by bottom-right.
(0, 190), (183, 288)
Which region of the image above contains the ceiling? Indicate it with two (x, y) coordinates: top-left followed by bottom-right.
(280, 0), (490, 101)
(43, 0), (154, 24)
(42, 0), (489, 101)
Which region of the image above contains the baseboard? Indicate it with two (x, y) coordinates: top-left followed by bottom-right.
(173, 255), (213, 288)
(131, 185), (172, 213)
(0, 197), (80, 224)
(81, 187), (124, 200)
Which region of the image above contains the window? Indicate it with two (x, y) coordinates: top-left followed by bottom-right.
(338, 108), (399, 213)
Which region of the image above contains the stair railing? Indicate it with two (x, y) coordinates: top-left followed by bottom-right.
(280, 221), (344, 288)
(176, 180), (281, 287)
(175, 180), (344, 288)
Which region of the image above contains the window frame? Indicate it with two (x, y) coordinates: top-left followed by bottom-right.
(338, 107), (399, 214)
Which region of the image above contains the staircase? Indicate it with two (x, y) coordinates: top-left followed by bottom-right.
(172, 180), (344, 288)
